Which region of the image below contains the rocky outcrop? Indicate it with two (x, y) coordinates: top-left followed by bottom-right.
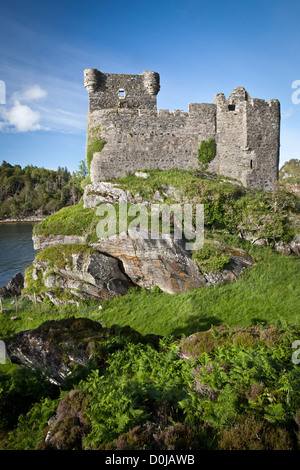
(5, 317), (102, 384)
(25, 247), (133, 304)
(201, 243), (254, 285)
(92, 231), (254, 294)
(241, 234), (300, 257)
(92, 229), (208, 294)
(27, 229), (255, 303)
(0, 272), (24, 298)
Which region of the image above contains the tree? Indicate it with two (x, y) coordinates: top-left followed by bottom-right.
(74, 160), (88, 180)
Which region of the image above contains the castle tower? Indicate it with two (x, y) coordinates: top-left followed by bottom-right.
(84, 68), (160, 111)
(210, 87), (280, 190)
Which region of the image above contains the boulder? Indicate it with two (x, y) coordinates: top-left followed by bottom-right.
(4, 317), (161, 385)
(5, 317), (103, 384)
(273, 241), (292, 256)
(0, 272), (24, 298)
(201, 242), (254, 285)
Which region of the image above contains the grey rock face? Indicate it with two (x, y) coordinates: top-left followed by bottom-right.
(5, 317), (103, 385)
(26, 230), (255, 303)
(30, 250), (132, 304)
(83, 182), (133, 209)
(33, 234), (86, 251)
(91, 231), (254, 294)
(290, 235), (300, 256)
(0, 272), (24, 298)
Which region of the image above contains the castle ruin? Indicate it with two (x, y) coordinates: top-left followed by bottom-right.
(84, 68), (280, 190)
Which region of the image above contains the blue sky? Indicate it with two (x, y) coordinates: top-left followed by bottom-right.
(0, 0), (299, 172)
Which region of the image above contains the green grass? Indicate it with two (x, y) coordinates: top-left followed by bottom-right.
(112, 168), (243, 200)
(0, 296), (97, 340)
(33, 201), (95, 237)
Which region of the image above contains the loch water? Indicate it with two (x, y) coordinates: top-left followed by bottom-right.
(0, 223), (37, 287)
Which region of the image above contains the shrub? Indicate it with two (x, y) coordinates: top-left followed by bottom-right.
(198, 138), (216, 169)
(192, 241), (231, 273)
(218, 416), (294, 450)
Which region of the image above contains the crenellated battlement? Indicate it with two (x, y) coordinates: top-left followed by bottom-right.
(84, 68), (280, 191)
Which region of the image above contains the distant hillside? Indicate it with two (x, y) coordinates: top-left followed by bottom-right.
(0, 160), (87, 220)
(279, 159), (300, 194)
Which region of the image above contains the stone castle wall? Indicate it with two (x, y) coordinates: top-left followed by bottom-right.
(84, 68), (280, 190)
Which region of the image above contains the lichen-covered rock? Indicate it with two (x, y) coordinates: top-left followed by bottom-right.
(24, 246), (133, 304)
(5, 317), (104, 384)
(83, 182), (133, 209)
(42, 250), (132, 299)
(0, 272), (24, 298)
(92, 233), (254, 294)
(290, 235), (300, 256)
(27, 230), (255, 302)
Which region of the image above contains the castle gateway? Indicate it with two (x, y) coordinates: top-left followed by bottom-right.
(84, 68), (280, 190)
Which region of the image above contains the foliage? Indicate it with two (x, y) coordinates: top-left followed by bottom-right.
(114, 168), (299, 241)
(33, 200), (95, 237)
(279, 158), (300, 185)
(3, 397), (60, 450)
(32, 167), (299, 246)
(4, 325), (300, 450)
(0, 366), (57, 432)
(78, 340), (195, 448)
(0, 160), (85, 220)
(197, 138), (216, 169)
(192, 241), (231, 273)
(86, 126), (106, 174)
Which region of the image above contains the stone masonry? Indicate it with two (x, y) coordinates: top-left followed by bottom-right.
(84, 68), (280, 190)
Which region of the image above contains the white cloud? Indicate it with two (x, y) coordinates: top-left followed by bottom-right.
(0, 85), (47, 132)
(13, 85), (47, 103)
(2, 102), (41, 132)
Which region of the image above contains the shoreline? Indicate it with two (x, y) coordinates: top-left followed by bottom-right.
(0, 217), (46, 224)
